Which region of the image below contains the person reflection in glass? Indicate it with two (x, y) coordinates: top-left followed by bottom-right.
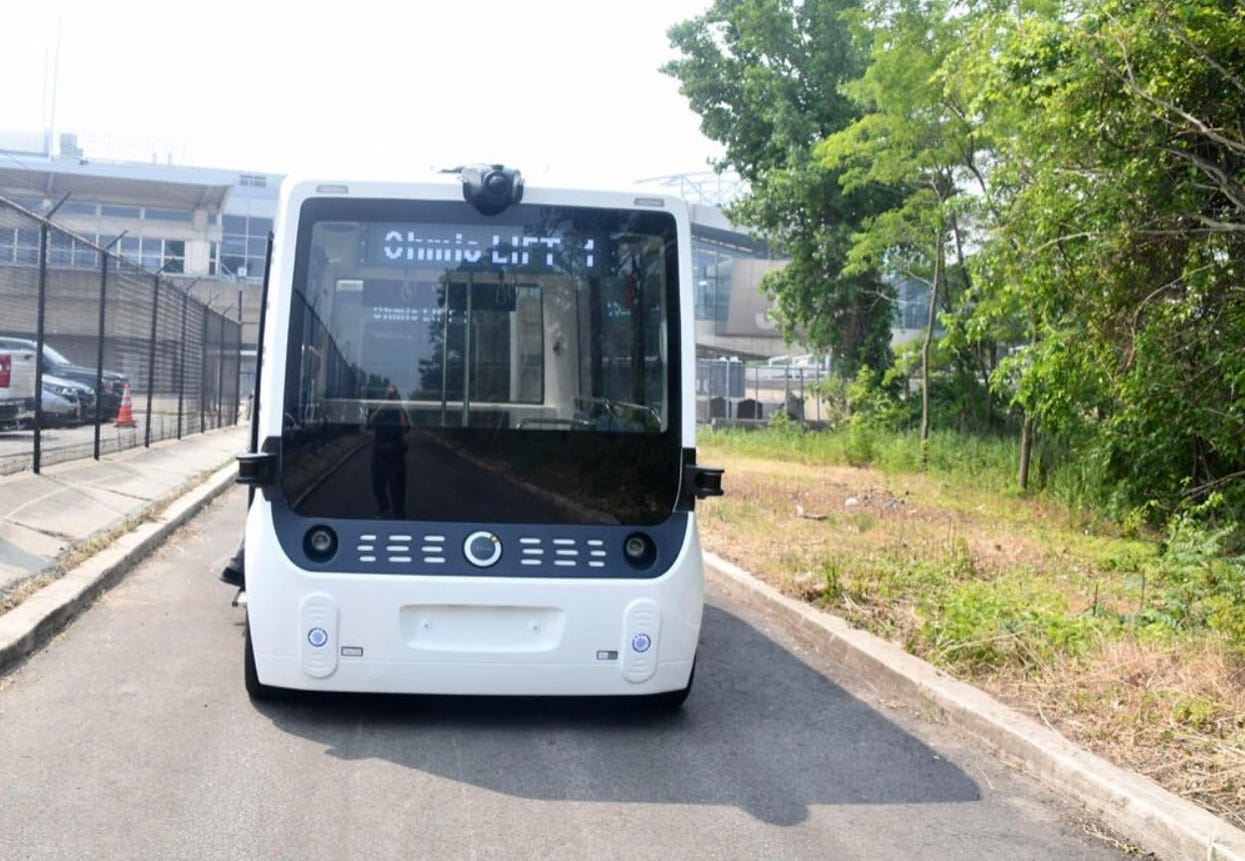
(369, 383), (410, 518)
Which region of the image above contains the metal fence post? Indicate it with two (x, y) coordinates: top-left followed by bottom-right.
(144, 274), (160, 448)
(93, 249), (109, 460)
(234, 289), (242, 426)
(216, 314), (225, 428)
(32, 196), (70, 472)
(177, 290), (188, 440)
(200, 309), (208, 432)
(32, 222), (48, 475)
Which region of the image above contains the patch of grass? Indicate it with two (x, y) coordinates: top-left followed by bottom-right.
(0, 573), (58, 614)
(701, 425), (1021, 492)
(697, 426), (1245, 828)
(916, 576), (1108, 674)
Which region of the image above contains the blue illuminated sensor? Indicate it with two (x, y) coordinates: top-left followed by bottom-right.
(308, 627), (329, 648)
(631, 633), (652, 654)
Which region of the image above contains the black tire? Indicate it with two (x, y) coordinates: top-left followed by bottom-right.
(244, 622), (280, 702)
(648, 658), (696, 710)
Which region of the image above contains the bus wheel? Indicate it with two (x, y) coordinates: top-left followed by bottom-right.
(649, 657), (696, 710)
(244, 622), (280, 701)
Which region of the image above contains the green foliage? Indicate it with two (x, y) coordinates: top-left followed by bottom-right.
(1135, 502), (1245, 648)
(973, 0), (1245, 530)
(918, 578), (1104, 672)
(664, 0), (896, 373)
(817, 0), (996, 443)
(676, 0), (1244, 544)
(766, 407), (801, 435)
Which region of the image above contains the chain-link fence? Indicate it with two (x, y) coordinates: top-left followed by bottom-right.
(0, 195), (243, 475)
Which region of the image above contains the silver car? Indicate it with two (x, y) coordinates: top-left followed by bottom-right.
(43, 374), (95, 424)
(22, 376), (83, 427)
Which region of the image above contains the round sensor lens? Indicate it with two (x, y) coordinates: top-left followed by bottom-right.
(304, 526), (337, 561)
(622, 533), (655, 569)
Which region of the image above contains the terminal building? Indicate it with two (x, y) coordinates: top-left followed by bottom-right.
(0, 134), (802, 389)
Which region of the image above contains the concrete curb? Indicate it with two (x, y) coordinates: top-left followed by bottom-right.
(0, 461), (239, 677)
(706, 551), (1245, 861)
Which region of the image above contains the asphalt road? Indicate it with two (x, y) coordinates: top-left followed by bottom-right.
(0, 486), (1130, 861)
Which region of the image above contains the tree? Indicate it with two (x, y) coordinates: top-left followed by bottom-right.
(664, 0), (895, 374)
(978, 0), (1245, 518)
(818, 0), (993, 452)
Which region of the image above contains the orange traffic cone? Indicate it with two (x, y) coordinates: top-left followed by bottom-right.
(115, 383), (137, 428)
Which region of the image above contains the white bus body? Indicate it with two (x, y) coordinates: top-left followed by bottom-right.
(238, 169), (721, 703)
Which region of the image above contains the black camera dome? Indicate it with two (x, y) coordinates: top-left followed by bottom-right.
(460, 164), (524, 215)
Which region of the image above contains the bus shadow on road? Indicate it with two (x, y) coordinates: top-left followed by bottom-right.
(256, 603), (980, 826)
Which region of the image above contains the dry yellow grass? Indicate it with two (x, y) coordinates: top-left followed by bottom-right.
(700, 446), (1245, 828)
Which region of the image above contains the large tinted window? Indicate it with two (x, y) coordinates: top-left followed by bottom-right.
(280, 197), (682, 525)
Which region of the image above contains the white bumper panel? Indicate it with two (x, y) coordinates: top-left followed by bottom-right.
(246, 511), (704, 696)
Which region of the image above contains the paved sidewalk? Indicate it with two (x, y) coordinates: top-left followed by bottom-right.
(0, 426), (246, 676)
(0, 426), (247, 595)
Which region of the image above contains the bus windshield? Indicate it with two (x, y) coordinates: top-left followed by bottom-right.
(279, 198), (683, 526)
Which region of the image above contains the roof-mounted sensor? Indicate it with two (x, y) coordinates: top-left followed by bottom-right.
(459, 164), (524, 216)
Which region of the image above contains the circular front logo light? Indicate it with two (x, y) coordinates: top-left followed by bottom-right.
(631, 633), (652, 653)
(463, 531), (502, 567)
(308, 627), (329, 648)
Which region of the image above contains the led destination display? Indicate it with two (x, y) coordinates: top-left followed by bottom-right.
(366, 224), (598, 272)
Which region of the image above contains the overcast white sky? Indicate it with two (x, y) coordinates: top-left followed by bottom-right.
(1, 0), (723, 188)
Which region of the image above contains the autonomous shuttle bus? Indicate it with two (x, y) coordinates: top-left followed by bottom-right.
(236, 165), (722, 703)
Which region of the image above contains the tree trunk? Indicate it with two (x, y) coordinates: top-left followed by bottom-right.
(984, 342), (997, 427)
(1018, 414), (1035, 491)
(920, 235), (943, 466)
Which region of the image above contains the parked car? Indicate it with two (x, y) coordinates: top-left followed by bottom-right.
(42, 374), (96, 425)
(27, 386), (80, 428)
(0, 337), (128, 419)
(0, 355), (19, 428)
(0, 346), (37, 430)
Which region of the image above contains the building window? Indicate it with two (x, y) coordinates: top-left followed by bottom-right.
(51, 233), (76, 266)
(17, 229), (39, 264)
(119, 235), (141, 263)
(101, 204), (142, 219)
(145, 207), (192, 223)
(238, 174), (267, 188)
(115, 236), (185, 273)
(141, 237), (164, 271)
(72, 241), (99, 269)
(162, 239), (185, 274)
(693, 243), (734, 326)
(220, 215), (271, 280)
(38, 231), (101, 269)
(5, 228), (41, 265)
(892, 279), (942, 333)
(209, 240), (219, 276)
